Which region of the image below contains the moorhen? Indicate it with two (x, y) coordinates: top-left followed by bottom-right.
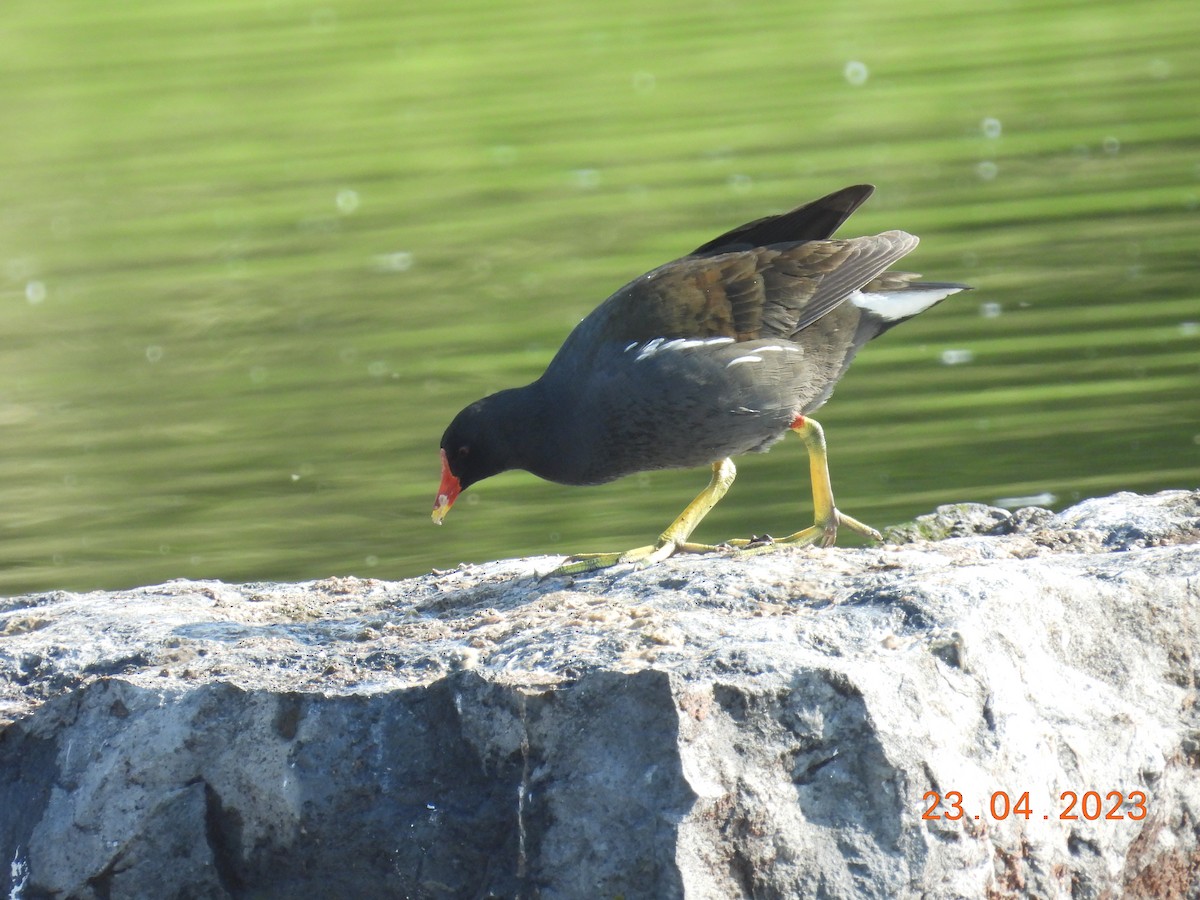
(433, 184), (968, 571)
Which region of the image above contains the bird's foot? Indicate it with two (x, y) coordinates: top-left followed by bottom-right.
(777, 508), (882, 548)
(726, 510), (882, 556)
(549, 539), (721, 577)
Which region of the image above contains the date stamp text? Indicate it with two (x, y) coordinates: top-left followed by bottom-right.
(922, 790), (1147, 822)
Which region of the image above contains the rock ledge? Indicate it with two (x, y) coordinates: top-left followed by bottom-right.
(2, 490), (1199, 899)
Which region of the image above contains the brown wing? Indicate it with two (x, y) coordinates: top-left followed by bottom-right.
(601, 230), (919, 344)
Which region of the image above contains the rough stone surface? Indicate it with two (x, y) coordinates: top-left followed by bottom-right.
(2, 490), (1199, 899)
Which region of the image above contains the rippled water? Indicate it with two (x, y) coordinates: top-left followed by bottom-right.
(2, 0), (1197, 594)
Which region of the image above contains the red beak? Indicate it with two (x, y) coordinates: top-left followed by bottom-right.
(431, 448), (461, 524)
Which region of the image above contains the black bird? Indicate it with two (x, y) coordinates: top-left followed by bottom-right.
(433, 185), (968, 570)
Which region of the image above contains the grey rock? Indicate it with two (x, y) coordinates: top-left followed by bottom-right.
(883, 500), (1019, 542)
(2, 490), (1199, 899)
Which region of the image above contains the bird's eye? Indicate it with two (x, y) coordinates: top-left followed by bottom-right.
(457, 445), (470, 460)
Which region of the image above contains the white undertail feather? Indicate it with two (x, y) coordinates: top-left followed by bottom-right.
(849, 286), (966, 322)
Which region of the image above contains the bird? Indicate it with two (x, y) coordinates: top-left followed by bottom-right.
(432, 184), (968, 572)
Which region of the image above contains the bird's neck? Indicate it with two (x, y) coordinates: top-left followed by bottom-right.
(474, 381), (562, 479)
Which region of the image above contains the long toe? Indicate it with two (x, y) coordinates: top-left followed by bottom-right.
(549, 537), (725, 576)
(784, 523), (834, 548)
(549, 541), (675, 577)
(550, 550), (632, 576)
(834, 509), (882, 542)
(549, 546), (655, 576)
(721, 534), (775, 550)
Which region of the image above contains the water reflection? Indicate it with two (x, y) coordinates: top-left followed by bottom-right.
(0, 0), (1196, 594)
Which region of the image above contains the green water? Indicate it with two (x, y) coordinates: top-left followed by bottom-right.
(2, 0), (1197, 595)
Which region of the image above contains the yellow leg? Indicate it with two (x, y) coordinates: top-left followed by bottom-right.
(729, 416), (881, 551)
(554, 458), (736, 575)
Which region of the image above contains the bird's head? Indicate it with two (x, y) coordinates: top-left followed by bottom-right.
(432, 398), (511, 524)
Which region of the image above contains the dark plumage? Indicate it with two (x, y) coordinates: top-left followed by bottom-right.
(433, 185), (968, 569)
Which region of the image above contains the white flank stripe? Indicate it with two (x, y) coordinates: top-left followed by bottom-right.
(850, 287), (965, 321)
(726, 355), (762, 368)
(635, 337), (665, 360)
(630, 335), (736, 359)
